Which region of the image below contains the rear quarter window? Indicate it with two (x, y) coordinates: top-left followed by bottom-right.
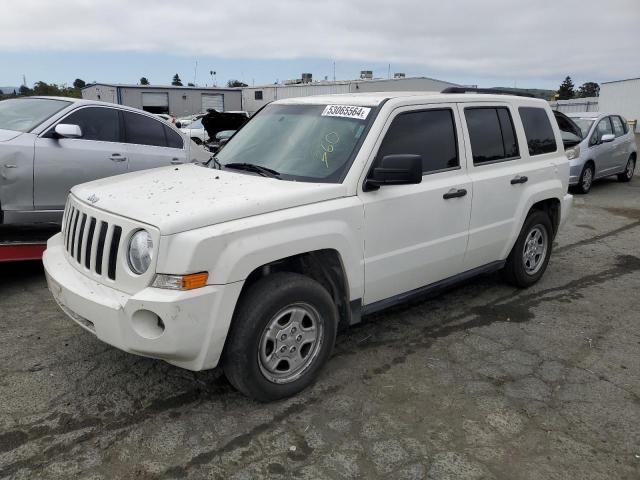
(519, 107), (557, 156)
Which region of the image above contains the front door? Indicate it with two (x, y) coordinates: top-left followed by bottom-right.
(361, 105), (472, 305)
(589, 117), (617, 177)
(33, 106), (128, 210)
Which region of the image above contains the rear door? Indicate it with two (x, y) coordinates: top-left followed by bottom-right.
(33, 106), (128, 210)
(121, 110), (187, 171)
(460, 103), (555, 270)
(361, 104), (472, 304)
(610, 115), (629, 171)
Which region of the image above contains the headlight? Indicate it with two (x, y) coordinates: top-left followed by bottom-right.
(566, 145), (580, 160)
(128, 230), (153, 275)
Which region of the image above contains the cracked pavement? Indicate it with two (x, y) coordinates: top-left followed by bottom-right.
(1, 173), (640, 479)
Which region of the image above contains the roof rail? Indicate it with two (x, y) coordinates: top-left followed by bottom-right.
(441, 87), (536, 98)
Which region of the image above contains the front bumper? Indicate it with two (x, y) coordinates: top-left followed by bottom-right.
(43, 233), (242, 370)
(568, 161), (584, 186)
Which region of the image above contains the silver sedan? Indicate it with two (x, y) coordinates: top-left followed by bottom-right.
(565, 112), (637, 193)
(0, 96), (210, 226)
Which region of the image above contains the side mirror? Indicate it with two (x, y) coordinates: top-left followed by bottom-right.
(601, 133), (615, 143)
(365, 154), (422, 191)
(175, 121), (182, 128)
(54, 124), (82, 139)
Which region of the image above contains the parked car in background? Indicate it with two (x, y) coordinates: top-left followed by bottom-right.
(44, 91), (572, 400)
(155, 113), (176, 124)
(0, 96), (211, 226)
(179, 118), (208, 144)
(565, 112), (637, 193)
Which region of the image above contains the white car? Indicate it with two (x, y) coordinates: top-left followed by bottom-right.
(179, 118), (207, 144)
(44, 91), (572, 401)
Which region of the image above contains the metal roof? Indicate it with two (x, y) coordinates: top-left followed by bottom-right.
(81, 83), (240, 91)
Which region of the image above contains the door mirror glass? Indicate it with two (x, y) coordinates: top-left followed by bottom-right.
(600, 133), (615, 143)
(54, 123), (82, 138)
(365, 154), (422, 190)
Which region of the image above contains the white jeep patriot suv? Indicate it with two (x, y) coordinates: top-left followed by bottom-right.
(44, 91), (573, 401)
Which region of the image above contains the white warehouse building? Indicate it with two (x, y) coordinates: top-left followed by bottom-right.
(242, 76), (459, 115)
(599, 77), (640, 132)
(81, 84), (243, 117)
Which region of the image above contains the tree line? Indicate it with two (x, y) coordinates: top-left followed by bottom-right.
(556, 76), (599, 100)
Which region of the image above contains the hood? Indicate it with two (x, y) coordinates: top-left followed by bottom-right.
(0, 129), (23, 142)
(71, 164), (346, 235)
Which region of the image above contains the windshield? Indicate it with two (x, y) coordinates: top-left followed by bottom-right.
(572, 118), (596, 137)
(0, 98), (72, 132)
(214, 103), (373, 182)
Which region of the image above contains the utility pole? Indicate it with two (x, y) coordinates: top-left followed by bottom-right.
(193, 60), (198, 86)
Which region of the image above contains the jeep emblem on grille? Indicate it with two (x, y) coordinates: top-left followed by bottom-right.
(87, 194), (99, 204)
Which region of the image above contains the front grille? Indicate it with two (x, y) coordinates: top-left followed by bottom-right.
(62, 202), (123, 280)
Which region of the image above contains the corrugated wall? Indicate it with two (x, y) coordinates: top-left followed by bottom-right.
(549, 97), (599, 113)
(600, 79), (640, 132)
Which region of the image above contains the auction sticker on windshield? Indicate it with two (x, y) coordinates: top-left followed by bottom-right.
(321, 105), (371, 120)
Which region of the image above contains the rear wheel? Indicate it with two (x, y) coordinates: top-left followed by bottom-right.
(223, 272), (337, 401)
(502, 210), (553, 288)
(575, 163), (594, 194)
(617, 156), (636, 182)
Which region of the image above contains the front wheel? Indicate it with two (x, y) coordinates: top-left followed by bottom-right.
(617, 156), (636, 182)
(502, 210), (553, 288)
(223, 272), (337, 401)
(575, 163), (594, 194)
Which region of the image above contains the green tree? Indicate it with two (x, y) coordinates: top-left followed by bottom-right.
(73, 78), (86, 89)
(140, 77), (149, 85)
(577, 82), (599, 98)
(557, 76), (575, 100)
(19, 85), (32, 96)
(171, 74), (183, 86)
(227, 79), (248, 88)
(187, 82), (195, 87)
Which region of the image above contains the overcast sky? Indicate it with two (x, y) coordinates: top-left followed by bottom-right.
(1, 0), (638, 89)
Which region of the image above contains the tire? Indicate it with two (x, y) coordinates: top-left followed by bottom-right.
(223, 272), (338, 402)
(502, 210), (553, 288)
(617, 156), (636, 182)
(575, 163), (594, 194)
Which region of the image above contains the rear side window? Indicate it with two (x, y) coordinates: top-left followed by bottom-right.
(61, 107), (120, 142)
(163, 124), (184, 149)
(518, 107), (557, 156)
(123, 111), (167, 147)
(377, 109), (459, 173)
(465, 107), (519, 165)
(611, 116), (625, 137)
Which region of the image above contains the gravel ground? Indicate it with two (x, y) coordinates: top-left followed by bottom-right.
(1, 170), (639, 479)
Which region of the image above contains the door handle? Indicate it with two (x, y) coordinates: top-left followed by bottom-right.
(443, 188), (467, 199)
(170, 158), (182, 165)
(109, 154), (127, 162)
(510, 175), (528, 185)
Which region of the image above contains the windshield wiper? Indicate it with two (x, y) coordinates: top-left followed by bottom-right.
(224, 162), (281, 179)
(211, 156), (223, 170)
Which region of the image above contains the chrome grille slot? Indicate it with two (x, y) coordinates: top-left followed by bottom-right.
(95, 221), (108, 275)
(108, 226), (122, 280)
(84, 218), (96, 269)
(76, 214), (87, 263)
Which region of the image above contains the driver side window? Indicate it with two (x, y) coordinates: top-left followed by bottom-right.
(590, 117), (613, 146)
(376, 109), (459, 174)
